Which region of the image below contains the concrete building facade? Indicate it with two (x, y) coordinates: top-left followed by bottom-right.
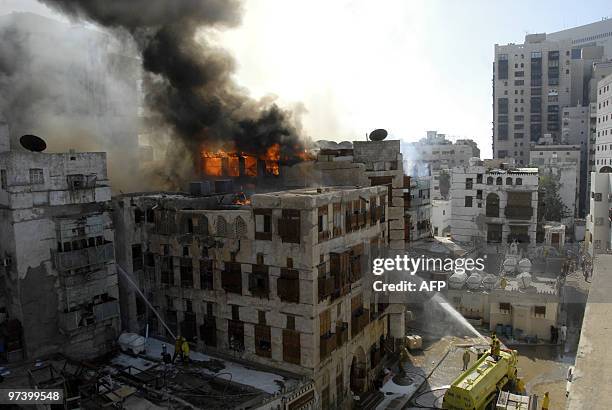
(402, 131), (480, 175)
(586, 72), (612, 255)
(113, 185), (396, 408)
(529, 143), (581, 224)
(0, 132), (119, 360)
(447, 276), (559, 341)
(431, 199), (451, 237)
(450, 161), (539, 247)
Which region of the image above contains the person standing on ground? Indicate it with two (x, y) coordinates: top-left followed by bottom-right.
(172, 336), (184, 363)
(560, 324), (568, 356)
(181, 338), (190, 364)
(462, 349), (470, 371)
(541, 391), (550, 410)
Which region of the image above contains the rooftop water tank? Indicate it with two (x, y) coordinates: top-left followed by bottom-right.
(466, 272), (483, 290)
(448, 272), (468, 289)
(517, 272), (532, 289)
(482, 274), (498, 290)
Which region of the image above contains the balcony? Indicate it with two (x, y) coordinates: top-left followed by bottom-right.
(318, 277), (334, 301)
(54, 242), (114, 272)
(320, 332), (337, 360)
(221, 269), (242, 294)
(277, 277), (299, 303)
(351, 309), (370, 338)
(504, 206), (533, 220)
(336, 322), (349, 347)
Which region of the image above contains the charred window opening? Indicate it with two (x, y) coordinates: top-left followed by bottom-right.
(221, 261), (242, 294)
(180, 258), (194, 288)
(131, 244), (143, 271)
(279, 209), (300, 243)
(249, 263), (269, 298)
(200, 259), (214, 290)
(161, 256), (174, 286)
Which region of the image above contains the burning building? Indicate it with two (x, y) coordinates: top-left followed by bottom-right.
(112, 184), (400, 408)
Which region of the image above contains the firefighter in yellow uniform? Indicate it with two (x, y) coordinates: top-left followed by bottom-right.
(542, 391), (550, 410)
(181, 338), (190, 364)
(172, 336), (184, 363)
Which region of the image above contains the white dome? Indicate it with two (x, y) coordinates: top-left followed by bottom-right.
(482, 274), (498, 290)
(503, 257), (518, 272)
(448, 272), (468, 289)
(466, 272), (483, 290)
(517, 272), (532, 288)
(518, 258), (532, 272)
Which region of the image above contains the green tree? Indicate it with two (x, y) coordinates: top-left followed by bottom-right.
(538, 175), (570, 222)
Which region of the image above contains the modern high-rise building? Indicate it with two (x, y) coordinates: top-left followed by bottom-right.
(585, 72), (612, 255)
(493, 19), (612, 166)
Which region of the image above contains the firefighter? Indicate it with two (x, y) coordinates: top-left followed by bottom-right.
(462, 349), (470, 371)
(172, 336), (185, 363)
(542, 391), (550, 410)
(181, 338), (190, 364)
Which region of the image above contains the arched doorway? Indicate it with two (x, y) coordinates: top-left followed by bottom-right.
(350, 346), (367, 395)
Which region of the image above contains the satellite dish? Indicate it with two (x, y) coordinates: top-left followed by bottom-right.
(20, 134), (47, 152)
(369, 129), (388, 141)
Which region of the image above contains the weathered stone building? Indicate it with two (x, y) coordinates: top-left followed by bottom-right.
(113, 185), (397, 408)
(450, 160), (539, 246)
(0, 132), (119, 359)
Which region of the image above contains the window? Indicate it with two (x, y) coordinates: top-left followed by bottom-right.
(254, 209), (272, 240)
(487, 177), (493, 185)
(232, 305), (240, 321)
(516, 178), (522, 185)
(506, 177), (512, 185)
(476, 174), (483, 184)
(496, 177), (502, 185)
(595, 193), (603, 202)
(534, 306), (546, 318)
(29, 168), (44, 185)
(286, 315), (295, 330)
(499, 303), (511, 314)
(464, 196), (473, 207)
(0, 169), (6, 190)
(465, 178), (473, 190)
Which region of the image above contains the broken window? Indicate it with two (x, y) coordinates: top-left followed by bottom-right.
(134, 209), (144, 224)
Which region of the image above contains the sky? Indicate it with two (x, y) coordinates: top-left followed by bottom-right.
(1, 0), (611, 158)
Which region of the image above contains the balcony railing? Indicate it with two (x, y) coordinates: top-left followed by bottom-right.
(54, 242), (114, 272)
(320, 332), (337, 360)
(504, 206), (533, 219)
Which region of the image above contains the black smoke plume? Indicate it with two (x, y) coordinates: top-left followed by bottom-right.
(37, 0), (305, 187)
